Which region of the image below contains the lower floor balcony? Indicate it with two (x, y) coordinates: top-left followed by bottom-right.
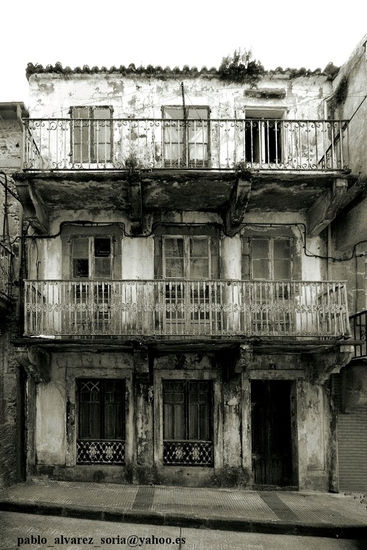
(24, 279), (350, 340)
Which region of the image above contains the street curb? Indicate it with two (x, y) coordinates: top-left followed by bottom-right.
(1, 500), (367, 540)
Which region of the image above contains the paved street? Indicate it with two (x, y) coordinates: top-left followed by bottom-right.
(1, 511), (366, 550)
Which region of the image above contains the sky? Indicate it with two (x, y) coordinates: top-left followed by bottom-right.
(1, 0), (367, 103)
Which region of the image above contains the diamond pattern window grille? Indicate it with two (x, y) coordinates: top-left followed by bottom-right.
(163, 441), (213, 466)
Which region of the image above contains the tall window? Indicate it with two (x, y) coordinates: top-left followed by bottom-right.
(163, 380), (213, 466)
(159, 235), (218, 329)
(69, 236), (113, 333)
(162, 106), (210, 168)
(77, 379), (125, 464)
(242, 237), (294, 333)
(71, 106), (113, 164)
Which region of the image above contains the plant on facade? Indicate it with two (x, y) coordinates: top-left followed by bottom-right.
(218, 49), (265, 85)
(234, 161), (253, 181)
(124, 153), (140, 174)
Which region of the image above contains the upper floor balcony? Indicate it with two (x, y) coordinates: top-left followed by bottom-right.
(24, 279), (350, 341)
(22, 117), (350, 173)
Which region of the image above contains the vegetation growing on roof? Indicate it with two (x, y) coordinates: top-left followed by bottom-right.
(218, 49), (265, 84)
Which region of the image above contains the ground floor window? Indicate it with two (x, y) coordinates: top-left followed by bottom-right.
(163, 380), (214, 466)
(76, 379), (125, 464)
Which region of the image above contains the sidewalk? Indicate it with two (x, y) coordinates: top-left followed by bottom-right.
(1, 480), (367, 539)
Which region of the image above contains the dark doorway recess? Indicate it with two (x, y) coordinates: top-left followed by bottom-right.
(251, 380), (296, 487)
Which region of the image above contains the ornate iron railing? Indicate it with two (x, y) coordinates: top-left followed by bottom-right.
(163, 440), (214, 466)
(24, 279), (350, 338)
(0, 242), (13, 300)
(22, 118), (349, 172)
(350, 310), (367, 358)
(77, 439), (125, 464)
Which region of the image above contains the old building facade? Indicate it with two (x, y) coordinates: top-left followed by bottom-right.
(6, 46), (366, 491)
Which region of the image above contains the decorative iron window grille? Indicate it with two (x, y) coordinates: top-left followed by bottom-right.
(77, 379), (125, 464)
(163, 440), (213, 466)
(163, 380), (213, 466)
(77, 439), (125, 464)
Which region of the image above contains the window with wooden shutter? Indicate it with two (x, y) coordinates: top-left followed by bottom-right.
(163, 380), (213, 466)
(77, 379), (125, 464)
(162, 106), (210, 168)
(71, 106), (113, 164)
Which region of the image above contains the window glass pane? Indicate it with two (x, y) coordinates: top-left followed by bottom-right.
(190, 238), (208, 257)
(79, 380), (101, 439)
(165, 238), (184, 258)
(253, 258), (270, 279)
(274, 259), (291, 280)
(165, 258), (184, 278)
(95, 238), (111, 257)
(95, 258), (111, 278)
(252, 239), (269, 259)
(104, 380), (124, 440)
(73, 238), (89, 258)
(163, 107), (184, 120)
(93, 107), (111, 119)
(274, 239), (291, 259)
(73, 259), (89, 278)
(187, 107), (209, 120)
(191, 258), (209, 279)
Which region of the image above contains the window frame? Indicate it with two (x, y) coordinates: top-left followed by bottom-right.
(161, 105), (211, 168)
(70, 105), (114, 164)
(249, 237), (293, 281)
(243, 108), (285, 165)
(77, 378), (126, 441)
(70, 235), (114, 280)
(163, 379), (213, 442)
(161, 235), (214, 280)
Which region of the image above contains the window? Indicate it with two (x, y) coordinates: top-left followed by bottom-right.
(250, 238), (292, 281)
(243, 110), (283, 165)
(163, 380), (213, 466)
(69, 236), (113, 333)
(162, 236), (214, 280)
(77, 379), (125, 464)
(71, 106), (113, 164)
(160, 235), (218, 330)
(242, 237), (294, 333)
(162, 106), (210, 168)
(71, 236), (113, 279)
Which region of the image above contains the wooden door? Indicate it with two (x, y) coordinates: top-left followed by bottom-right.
(251, 380), (294, 486)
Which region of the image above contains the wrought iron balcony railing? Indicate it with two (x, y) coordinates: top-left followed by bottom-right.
(22, 118), (349, 172)
(0, 242), (13, 301)
(350, 310), (367, 358)
(24, 279), (350, 339)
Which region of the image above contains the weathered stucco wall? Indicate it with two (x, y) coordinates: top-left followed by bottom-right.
(30, 348), (334, 490)
(28, 73), (332, 120)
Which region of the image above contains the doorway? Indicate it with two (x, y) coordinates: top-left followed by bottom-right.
(251, 380), (296, 487)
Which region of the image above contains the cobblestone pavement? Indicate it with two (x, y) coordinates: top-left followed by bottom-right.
(1, 511), (365, 550)
(0, 481), (366, 527)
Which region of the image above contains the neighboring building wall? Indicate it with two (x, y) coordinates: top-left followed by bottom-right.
(0, 104), (25, 487)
